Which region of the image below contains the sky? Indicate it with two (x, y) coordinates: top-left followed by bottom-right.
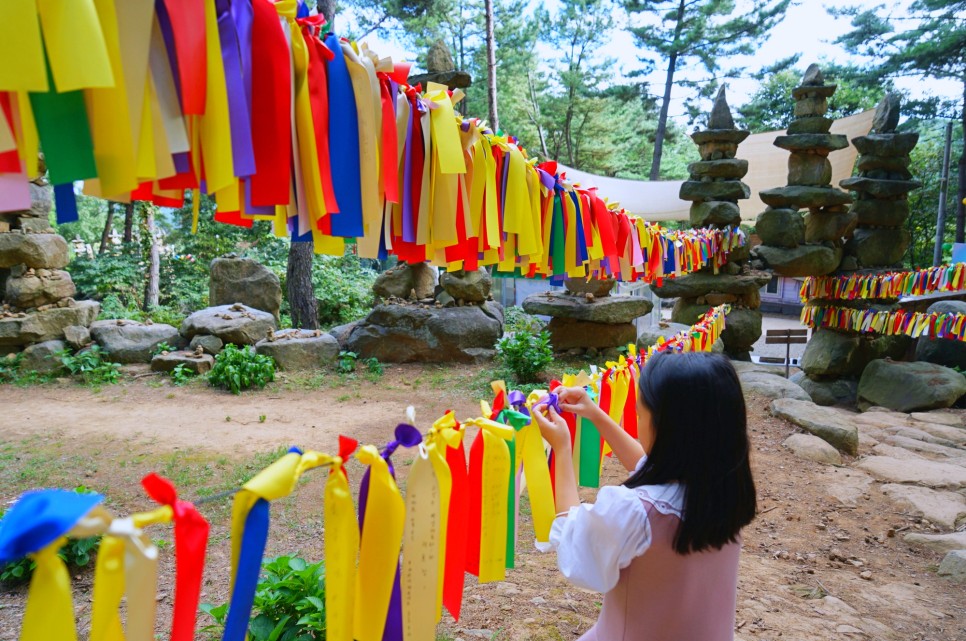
(351, 0), (961, 124)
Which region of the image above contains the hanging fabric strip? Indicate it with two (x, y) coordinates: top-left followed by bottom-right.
(324, 436), (359, 641)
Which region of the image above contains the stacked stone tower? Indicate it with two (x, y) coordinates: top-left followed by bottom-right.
(841, 93), (920, 268)
(796, 95), (920, 402)
(0, 164), (100, 368)
(753, 64), (853, 277)
(652, 86), (770, 360)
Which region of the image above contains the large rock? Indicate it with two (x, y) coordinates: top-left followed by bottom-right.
(63, 325), (91, 350)
(773, 133), (849, 153)
(522, 292), (652, 324)
(792, 372), (858, 406)
(801, 329), (870, 378)
(902, 531), (966, 553)
(0, 300), (100, 346)
(852, 198), (909, 227)
(346, 302), (503, 363)
(410, 263), (438, 300)
(847, 227), (911, 267)
(756, 208), (804, 248)
(858, 456), (966, 490)
(783, 433), (842, 465)
(839, 176), (921, 198)
(5, 269), (75, 308)
(741, 372), (811, 401)
(440, 268), (492, 303)
(687, 159), (748, 179)
(637, 321), (690, 350)
(720, 307), (762, 353)
(670, 299), (715, 326)
(938, 551), (966, 583)
(189, 334), (224, 355)
(373, 263), (415, 300)
(564, 277), (615, 298)
(689, 201), (742, 227)
(804, 210), (857, 244)
(150, 351), (214, 374)
(787, 116), (833, 135)
(858, 359), (966, 412)
(759, 186), (852, 210)
(650, 270), (771, 299)
(0, 233), (69, 269)
(753, 244), (842, 277)
(19, 339), (66, 373)
(787, 154), (832, 186)
(852, 132), (919, 157)
(328, 321), (360, 349)
(209, 257), (281, 319)
(255, 330), (340, 371)
(180, 304), (277, 346)
(90, 320), (182, 364)
(679, 180), (750, 202)
(546, 318), (637, 350)
(880, 484), (966, 530)
(770, 398), (859, 455)
(915, 301), (966, 369)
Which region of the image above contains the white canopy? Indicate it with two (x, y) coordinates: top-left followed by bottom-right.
(557, 109), (875, 222)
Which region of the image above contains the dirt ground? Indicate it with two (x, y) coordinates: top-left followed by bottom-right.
(0, 362), (964, 641)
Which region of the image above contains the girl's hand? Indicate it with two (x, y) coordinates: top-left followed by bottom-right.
(532, 403), (571, 453)
(557, 386), (598, 418)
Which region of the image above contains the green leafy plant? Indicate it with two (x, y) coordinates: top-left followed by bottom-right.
(312, 253), (377, 327)
(152, 341), (175, 356)
(207, 344), (275, 394)
(364, 357), (383, 376)
(495, 330), (554, 384)
(336, 351), (358, 374)
(0, 486), (101, 586)
(503, 305), (545, 336)
(169, 363), (195, 386)
(201, 555), (326, 641)
(57, 345), (121, 385)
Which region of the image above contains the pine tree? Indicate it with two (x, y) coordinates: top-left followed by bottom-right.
(624, 0), (791, 179)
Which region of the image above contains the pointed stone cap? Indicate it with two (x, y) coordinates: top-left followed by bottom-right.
(708, 86), (735, 130)
(792, 63), (836, 99)
(872, 93), (901, 133)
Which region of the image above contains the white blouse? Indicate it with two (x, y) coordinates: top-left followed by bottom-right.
(548, 458), (685, 594)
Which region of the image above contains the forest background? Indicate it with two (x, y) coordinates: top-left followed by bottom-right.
(51, 0), (965, 331)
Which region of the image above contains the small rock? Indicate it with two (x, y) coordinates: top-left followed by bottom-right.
(783, 433), (842, 465)
(151, 351), (214, 374)
(189, 334), (224, 356)
(937, 550), (966, 583)
(859, 570), (872, 580)
(903, 531), (966, 554)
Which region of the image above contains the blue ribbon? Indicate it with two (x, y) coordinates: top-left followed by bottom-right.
(222, 498), (270, 641)
(54, 183), (78, 224)
(325, 32), (364, 236)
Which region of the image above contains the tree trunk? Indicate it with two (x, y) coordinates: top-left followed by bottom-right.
(143, 206), (160, 311)
(123, 202), (135, 243)
(99, 201), (116, 254)
(485, 0), (499, 131)
(317, 0), (335, 24)
(957, 80), (966, 243)
(287, 241), (319, 329)
(648, 0), (686, 181)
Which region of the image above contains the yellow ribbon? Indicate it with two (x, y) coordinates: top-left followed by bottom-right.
(21, 537), (78, 641)
(0, 3), (47, 91)
(199, 0), (235, 194)
(324, 455), (358, 641)
(353, 445), (405, 641)
(89, 535), (126, 641)
(401, 446), (440, 640)
(519, 392), (557, 544)
(37, 0), (114, 91)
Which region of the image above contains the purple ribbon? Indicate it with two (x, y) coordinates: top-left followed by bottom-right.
(230, 0), (254, 115)
(357, 422), (422, 641)
(531, 391), (561, 416)
(216, 0), (256, 178)
(401, 101), (415, 242)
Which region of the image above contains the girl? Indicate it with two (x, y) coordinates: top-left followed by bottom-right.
(532, 351), (757, 641)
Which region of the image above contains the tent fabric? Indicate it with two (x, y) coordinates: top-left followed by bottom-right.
(557, 109), (875, 222)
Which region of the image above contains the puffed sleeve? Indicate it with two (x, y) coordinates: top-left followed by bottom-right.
(548, 485), (651, 593)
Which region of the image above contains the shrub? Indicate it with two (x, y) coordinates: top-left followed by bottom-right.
(208, 344), (275, 394)
(312, 253), (377, 327)
(58, 345), (121, 385)
(364, 357), (383, 376)
(336, 351), (357, 374)
(170, 363), (195, 386)
(152, 341), (175, 356)
(495, 330), (554, 384)
(503, 306), (545, 335)
(201, 556), (326, 641)
(0, 486), (101, 586)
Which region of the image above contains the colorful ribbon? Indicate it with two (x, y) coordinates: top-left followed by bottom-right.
(801, 264), (966, 303)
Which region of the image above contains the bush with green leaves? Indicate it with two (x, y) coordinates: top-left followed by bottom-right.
(152, 341), (175, 356)
(336, 351), (358, 374)
(495, 330), (554, 384)
(364, 357), (383, 376)
(201, 556), (326, 641)
(57, 345), (121, 385)
(0, 486), (101, 586)
(312, 253), (377, 327)
(503, 306), (545, 335)
(170, 363), (195, 386)
(207, 344), (276, 394)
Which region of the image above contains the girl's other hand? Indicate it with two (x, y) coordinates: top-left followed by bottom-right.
(532, 403), (571, 453)
(557, 386), (597, 418)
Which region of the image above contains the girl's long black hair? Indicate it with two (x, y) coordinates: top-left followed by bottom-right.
(624, 351), (757, 555)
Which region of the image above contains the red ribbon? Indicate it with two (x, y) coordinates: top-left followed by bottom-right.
(443, 424), (469, 620)
(141, 473), (209, 641)
(162, 0), (207, 115)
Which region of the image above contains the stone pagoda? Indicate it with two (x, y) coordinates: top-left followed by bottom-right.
(841, 93), (920, 268)
(652, 86), (771, 360)
(796, 94), (920, 403)
(752, 64), (853, 277)
(1, 159), (100, 370)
